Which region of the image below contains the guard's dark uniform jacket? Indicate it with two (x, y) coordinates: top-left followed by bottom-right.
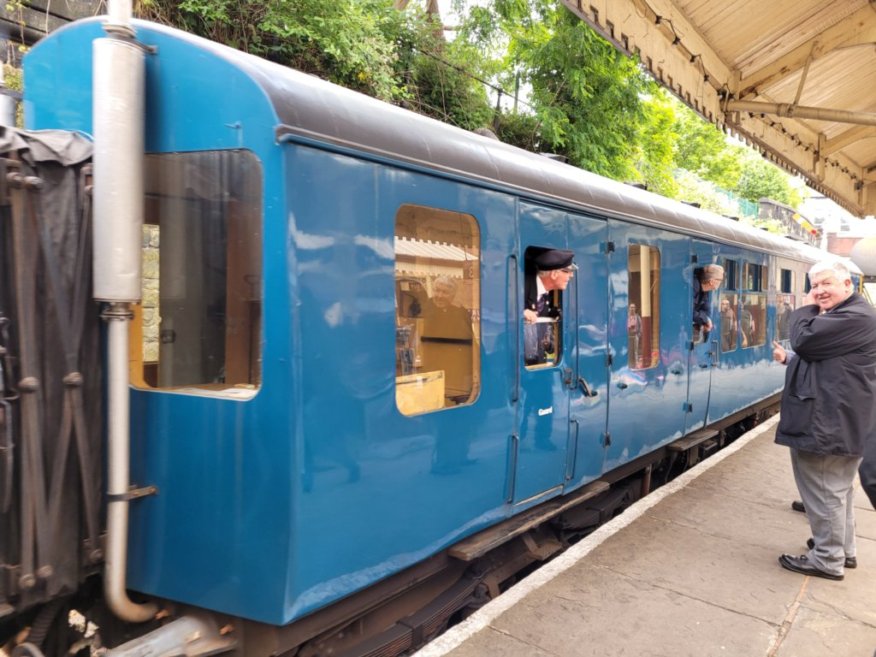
(775, 293), (876, 457)
(524, 276), (561, 320)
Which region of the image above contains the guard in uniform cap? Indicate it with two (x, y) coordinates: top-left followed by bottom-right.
(524, 248), (577, 323)
(523, 248), (577, 366)
(533, 249), (575, 272)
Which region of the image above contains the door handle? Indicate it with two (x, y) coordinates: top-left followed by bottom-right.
(578, 376), (598, 397)
(670, 366), (683, 375)
(616, 381), (628, 389)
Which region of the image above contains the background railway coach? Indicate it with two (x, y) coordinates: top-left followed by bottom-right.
(0, 13), (849, 657)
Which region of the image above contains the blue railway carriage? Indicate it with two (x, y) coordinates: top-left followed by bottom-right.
(0, 15), (842, 657)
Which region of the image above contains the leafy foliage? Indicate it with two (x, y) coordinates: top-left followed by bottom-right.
(736, 152), (801, 207)
(134, 0), (802, 210)
(637, 91), (679, 197)
(473, 1), (653, 179)
(139, 0), (417, 101)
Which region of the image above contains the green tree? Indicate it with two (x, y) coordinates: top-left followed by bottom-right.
(401, 37), (494, 128)
(736, 153), (800, 207)
(456, 1), (654, 179)
(637, 90), (679, 197)
(140, 0), (420, 101)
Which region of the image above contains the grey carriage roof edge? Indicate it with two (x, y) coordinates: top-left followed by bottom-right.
(120, 18), (832, 268)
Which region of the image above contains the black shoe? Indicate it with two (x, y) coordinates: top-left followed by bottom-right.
(805, 538), (857, 568)
(791, 500), (806, 513)
(779, 553), (844, 580)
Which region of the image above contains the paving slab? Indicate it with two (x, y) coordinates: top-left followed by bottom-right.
(414, 417), (876, 657)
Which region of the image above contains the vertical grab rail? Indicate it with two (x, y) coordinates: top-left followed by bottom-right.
(573, 267), (580, 387)
(508, 254), (519, 403)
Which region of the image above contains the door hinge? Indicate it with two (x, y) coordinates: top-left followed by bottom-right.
(683, 402), (693, 413)
(603, 431), (612, 447)
(603, 241), (615, 253)
(691, 253), (699, 263)
(606, 353), (613, 367)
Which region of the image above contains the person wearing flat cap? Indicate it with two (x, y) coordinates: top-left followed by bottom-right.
(692, 263), (724, 342)
(523, 248), (577, 325)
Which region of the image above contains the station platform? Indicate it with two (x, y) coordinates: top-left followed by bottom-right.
(413, 416), (876, 657)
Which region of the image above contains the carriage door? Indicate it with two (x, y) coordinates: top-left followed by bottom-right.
(605, 223), (688, 473)
(685, 240), (717, 434)
(513, 204), (606, 505)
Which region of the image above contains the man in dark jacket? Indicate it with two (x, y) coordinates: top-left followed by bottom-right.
(692, 264), (724, 342)
(772, 259), (876, 580)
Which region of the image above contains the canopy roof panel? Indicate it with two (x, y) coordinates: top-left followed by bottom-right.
(562, 0), (876, 216)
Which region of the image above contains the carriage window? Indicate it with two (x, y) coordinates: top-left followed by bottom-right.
(628, 244), (660, 369)
(743, 262), (766, 291)
(776, 293), (795, 342)
(741, 293), (767, 348)
(718, 293), (738, 353)
(723, 259), (738, 290)
(522, 246), (572, 369)
(780, 268), (794, 293)
(130, 150), (262, 398)
(394, 205), (480, 415)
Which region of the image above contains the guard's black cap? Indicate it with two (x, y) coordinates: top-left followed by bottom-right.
(534, 249), (576, 271)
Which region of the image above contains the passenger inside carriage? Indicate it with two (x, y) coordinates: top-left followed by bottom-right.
(419, 276), (476, 405)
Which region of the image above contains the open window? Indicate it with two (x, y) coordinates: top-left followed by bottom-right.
(628, 244), (660, 369)
(522, 246), (567, 369)
(130, 150), (262, 399)
(394, 205), (480, 415)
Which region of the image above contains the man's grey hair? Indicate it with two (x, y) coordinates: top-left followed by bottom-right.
(809, 259), (852, 282)
(432, 275), (459, 292)
(700, 264), (725, 281)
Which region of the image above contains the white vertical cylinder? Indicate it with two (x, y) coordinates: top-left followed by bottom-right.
(92, 37), (145, 301)
(107, 0), (133, 27)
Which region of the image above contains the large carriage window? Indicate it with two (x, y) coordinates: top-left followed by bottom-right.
(776, 268), (795, 343)
(131, 150), (262, 398)
(628, 244), (660, 369)
(741, 294), (767, 348)
(776, 293), (795, 342)
(740, 262), (766, 349)
(718, 292), (738, 352)
(394, 205), (480, 416)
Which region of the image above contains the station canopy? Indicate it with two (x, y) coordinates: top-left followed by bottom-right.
(562, 0), (876, 217)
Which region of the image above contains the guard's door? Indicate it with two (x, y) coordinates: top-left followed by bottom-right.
(685, 240), (717, 434)
(514, 203), (570, 505)
(512, 204), (607, 504)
